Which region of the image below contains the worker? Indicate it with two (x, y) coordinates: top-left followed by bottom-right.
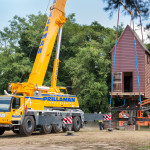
(98, 120), (104, 130)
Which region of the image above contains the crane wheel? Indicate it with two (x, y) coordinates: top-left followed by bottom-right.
(51, 124), (61, 133)
(19, 116), (35, 136)
(0, 127), (5, 135)
(40, 124), (52, 134)
(72, 116), (81, 132)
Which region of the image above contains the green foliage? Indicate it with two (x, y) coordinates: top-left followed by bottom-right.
(0, 13), (47, 94)
(0, 50), (31, 94)
(0, 13), (120, 113)
(146, 43), (150, 51)
(65, 41), (110, 113)
(18, 13), (47, 61)
(103, 0), (150, 20)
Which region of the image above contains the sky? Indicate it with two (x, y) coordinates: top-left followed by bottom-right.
(0, 0), (149, 31)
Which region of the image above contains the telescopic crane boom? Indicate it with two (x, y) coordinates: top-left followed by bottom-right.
(10, 0), (67, 96)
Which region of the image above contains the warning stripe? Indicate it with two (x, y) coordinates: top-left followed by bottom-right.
(63, 117), (72, 124)
(104, 114), (111, 120)
(66, 117), (72, 124)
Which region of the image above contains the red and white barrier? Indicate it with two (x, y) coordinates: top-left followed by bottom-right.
(63, 117), (72, 124)
(104, 114), (111, 120)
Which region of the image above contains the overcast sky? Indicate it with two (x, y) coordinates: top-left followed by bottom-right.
(0, 0), (149, 31)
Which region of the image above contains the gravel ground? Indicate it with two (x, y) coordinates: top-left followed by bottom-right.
(0, 127), (150, 150)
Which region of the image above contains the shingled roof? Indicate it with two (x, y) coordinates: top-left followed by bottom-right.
(110, 25), (149, 54)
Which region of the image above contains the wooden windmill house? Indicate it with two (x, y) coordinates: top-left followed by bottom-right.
(111, 25), (150, 100)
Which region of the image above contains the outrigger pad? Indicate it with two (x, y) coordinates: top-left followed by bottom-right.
(64, 131), (79, 136)
(107, 128), (113, 132)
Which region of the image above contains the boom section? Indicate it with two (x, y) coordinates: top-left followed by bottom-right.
(51, 27), (63, 90)
(28, 0), (67, 86)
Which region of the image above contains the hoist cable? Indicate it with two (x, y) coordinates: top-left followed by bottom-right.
(28, 0), (51, 58)
(134, 39), (142, 105)
(139, 15), (144, 43)
(131, 0), (144, 42)
(110, 41), (117, 106)
(20, 0), (51, 82)
(116, 3), (120, 41)
(131, 0), (142, 104)
(45, 0), (51, 15)
(110, 2), (120, 106)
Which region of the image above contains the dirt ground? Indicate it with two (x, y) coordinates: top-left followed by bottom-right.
(0, 127), (150, 150)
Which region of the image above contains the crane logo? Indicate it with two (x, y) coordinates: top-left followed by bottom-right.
(43, 96), (75, 102)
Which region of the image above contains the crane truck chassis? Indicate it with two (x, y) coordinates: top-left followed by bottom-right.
(0, 96), (84, 136)
(0, 95), (103, 136)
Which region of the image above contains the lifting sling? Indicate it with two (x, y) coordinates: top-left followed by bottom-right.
(110, 0), (142, 106)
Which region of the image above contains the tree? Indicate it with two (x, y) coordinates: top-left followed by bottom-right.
(18, 13), (47, 62)
(0, 50), (31, 94)
(65, 41), (110, 113)
(103, 0), (150, 20)
(146, 43), (150, 51)
(0, 13), (47, 94)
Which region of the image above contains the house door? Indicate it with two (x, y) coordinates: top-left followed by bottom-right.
(124, 72), (133, 92)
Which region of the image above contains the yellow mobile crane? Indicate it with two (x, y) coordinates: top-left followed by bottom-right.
(0, 0), (84, 136)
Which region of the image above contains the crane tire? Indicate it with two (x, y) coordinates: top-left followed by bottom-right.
(51, 124), (61, 133)
(0, 127), (5, 135)
(40, 124), (52, 134)
(19, 116), (35, 136)
(72, 116), (81, 132)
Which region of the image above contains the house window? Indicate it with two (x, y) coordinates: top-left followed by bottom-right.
(147, 55), (150, 64)
(114, 72), (122, 82)
(113, 72), (122, 92)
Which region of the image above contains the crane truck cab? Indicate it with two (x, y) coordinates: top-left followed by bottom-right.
(0, 95), (23, 135)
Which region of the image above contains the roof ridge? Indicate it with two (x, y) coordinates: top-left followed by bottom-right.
(127, 25), (149, 53)
(110, 25), (150, 54)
